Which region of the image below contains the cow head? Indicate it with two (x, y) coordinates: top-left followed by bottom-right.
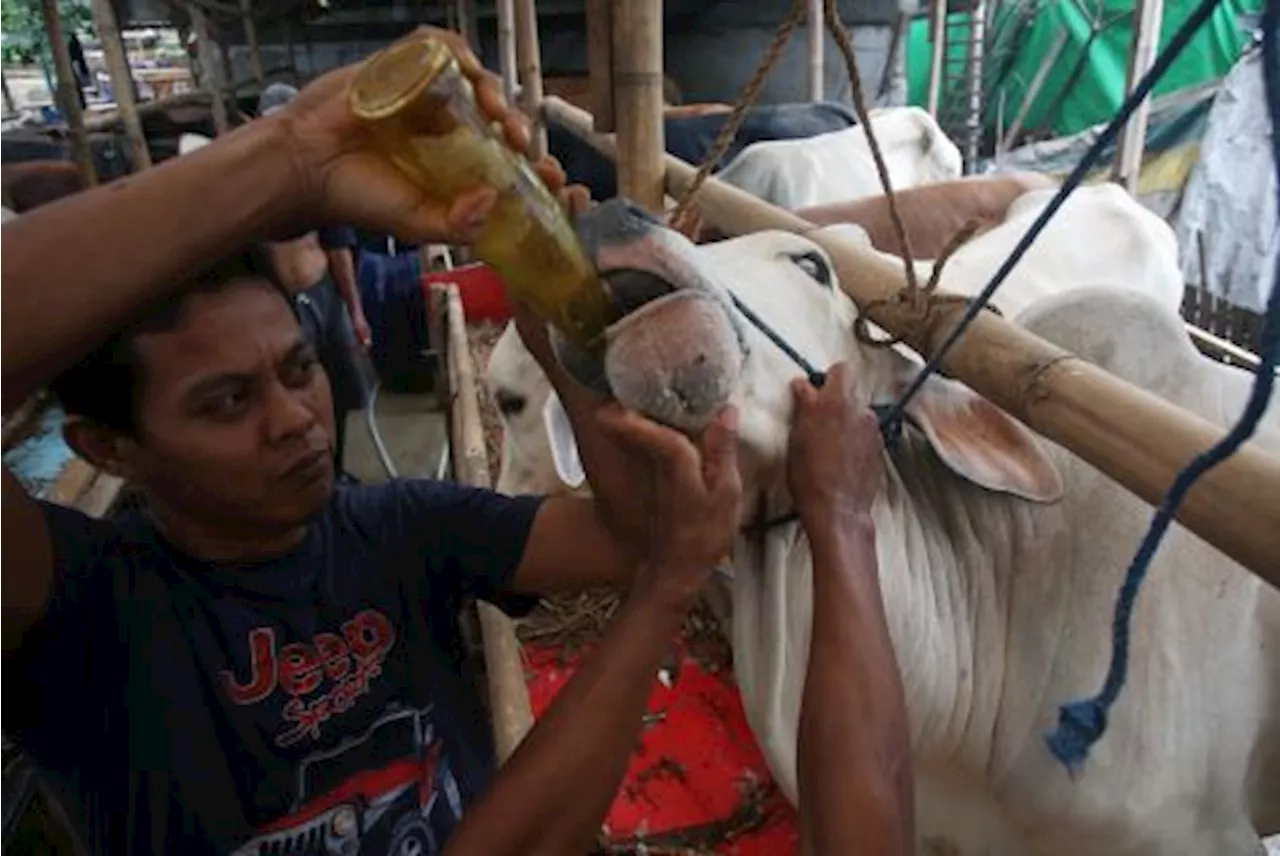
(495, 198), (1063, 510)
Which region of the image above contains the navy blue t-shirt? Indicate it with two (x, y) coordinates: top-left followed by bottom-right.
(4, 480), (544, 855)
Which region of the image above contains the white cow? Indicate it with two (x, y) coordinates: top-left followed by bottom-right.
(715, 106), (963, 209)
(487, 181), (1185, 497)
(492, 201), (1280, 854)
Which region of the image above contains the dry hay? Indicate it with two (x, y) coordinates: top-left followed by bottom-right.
(464, 322), (732, 674)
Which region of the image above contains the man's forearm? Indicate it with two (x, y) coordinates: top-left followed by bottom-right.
(1, 118), (301, 410)
(799, 515), (914, 856)
(444, 582), (691, 856)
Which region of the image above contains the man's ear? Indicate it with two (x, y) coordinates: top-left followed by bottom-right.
(62, 416), (138, 481)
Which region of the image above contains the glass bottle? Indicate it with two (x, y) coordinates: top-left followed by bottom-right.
(348, 34), (614, 353)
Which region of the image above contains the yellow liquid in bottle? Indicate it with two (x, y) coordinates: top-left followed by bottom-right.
(349, 37), (615, 353)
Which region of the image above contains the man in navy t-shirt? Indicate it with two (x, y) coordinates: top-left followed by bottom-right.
(0, 33), (749, 856)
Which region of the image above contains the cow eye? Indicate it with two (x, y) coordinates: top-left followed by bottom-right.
(494, 389), (526, 416)
(789, 251), (833, 288)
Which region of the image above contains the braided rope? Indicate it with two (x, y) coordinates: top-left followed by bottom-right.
(822, 0), (920, 299)
(669, 0), (809, 229)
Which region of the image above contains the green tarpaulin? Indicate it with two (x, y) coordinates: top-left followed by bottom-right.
(905, 0), (1260, 138)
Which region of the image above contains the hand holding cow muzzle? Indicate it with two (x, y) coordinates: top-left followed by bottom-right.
(597, 404), (743, 608)
(787, 362), (886, 529)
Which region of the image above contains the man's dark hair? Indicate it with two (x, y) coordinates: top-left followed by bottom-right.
(51, 245), (290, 436)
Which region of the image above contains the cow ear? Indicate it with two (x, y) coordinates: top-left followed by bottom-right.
(542, 391), (587, 489)
(898, 374), (1064, 503)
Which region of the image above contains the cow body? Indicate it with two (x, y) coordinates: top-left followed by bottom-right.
(715, 106), (963, 209)
(794, 171), (1059, 258)
(489, 201), (1279, 854)
(1, 161), (88, 213)
(547, 101), (858, 201)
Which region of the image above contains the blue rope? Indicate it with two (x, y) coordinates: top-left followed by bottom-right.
(1045, 1), (1280, 771)
(879, 0), (1227, 438)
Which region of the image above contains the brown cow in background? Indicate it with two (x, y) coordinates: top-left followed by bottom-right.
(1, 160), (88, 214)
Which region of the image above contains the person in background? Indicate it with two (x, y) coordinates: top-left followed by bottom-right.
(257, 82), (374, 478)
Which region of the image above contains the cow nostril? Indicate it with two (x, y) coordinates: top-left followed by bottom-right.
(601, 268), (677, 317)
(494, 389), (526, 416)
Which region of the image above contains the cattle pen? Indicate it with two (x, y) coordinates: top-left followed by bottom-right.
(3, 0), (1280, 852)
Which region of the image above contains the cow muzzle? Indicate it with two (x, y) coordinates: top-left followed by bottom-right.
(553, 198), (748, 432)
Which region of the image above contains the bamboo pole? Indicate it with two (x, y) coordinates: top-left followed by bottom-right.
(189, 5), (230, 134)
(456, 0), (478, 53)
(585, 0), (615, 132)
(1112, 0), (1164, 193)
(513, 0), (547, 159)
(39, 0), (98, 187)
(2, 72), (16, 114)
(807, 0), (824, 101)
(925, 0), (947, 116)
(999, 30), (1068, 156)
(88, 0), (152, 169)
(611, 0), (665, 213)
(542, 95), (1280, 584)
(437, 282), (536, 762)
(496, 0), (519, 104)
(240, 0), (264, 88)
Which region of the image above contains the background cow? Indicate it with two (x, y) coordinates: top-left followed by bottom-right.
(547, 101), (858, 201)
(488, 200), (1279, 854)
(714, 106), (963, 209)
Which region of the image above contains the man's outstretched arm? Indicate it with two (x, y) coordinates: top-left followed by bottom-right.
(789, 365), (914, 856)
(445, 407), (742, 856)
(1, 29), (567, 655)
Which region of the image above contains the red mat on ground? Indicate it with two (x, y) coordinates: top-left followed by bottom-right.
(523, 640), (799, 854)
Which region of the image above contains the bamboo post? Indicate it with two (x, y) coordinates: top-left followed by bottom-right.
(807, 0), (824, 101)
(240, 0), (264, 88)
(611, 0), (665, 213)
(961, 0), (987, 173)
(999, 30), (1069, 156)
(496, 0), (519, 104)
(88, 0), (152, 170)
(40, 0), (98, 187)
(1112, 0), (1164, 193)
(585, 0), (615, 132)
(541, 95), (1280, 584)
(189, 5), (230, 134)
(925, 0), (947, 116)
(2, 72), (16, 114)
(436, 282), (536, 762)
(514, 0), (547, 159)
(456, 0), (478, 53)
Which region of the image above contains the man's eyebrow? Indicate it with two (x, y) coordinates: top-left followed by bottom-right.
(183, 372), (254, 401)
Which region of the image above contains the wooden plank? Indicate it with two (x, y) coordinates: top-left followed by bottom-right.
(436, 282), (536, 762)
(188, 6), (230, 134)
(1111, 0), (1165, 193)
(543, 95), (1280, 584)
(807, 0), (824, 102)
(89, 0), (152, 169)
(495, 0), (519, 104)
(40, 0), (98, 187)
(611, 0), (665, 212)
(240, 0), (265, 87)
(585, 0), (615, 132)
(925, 0), (947, 117)
(514, 0), (547, 159)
